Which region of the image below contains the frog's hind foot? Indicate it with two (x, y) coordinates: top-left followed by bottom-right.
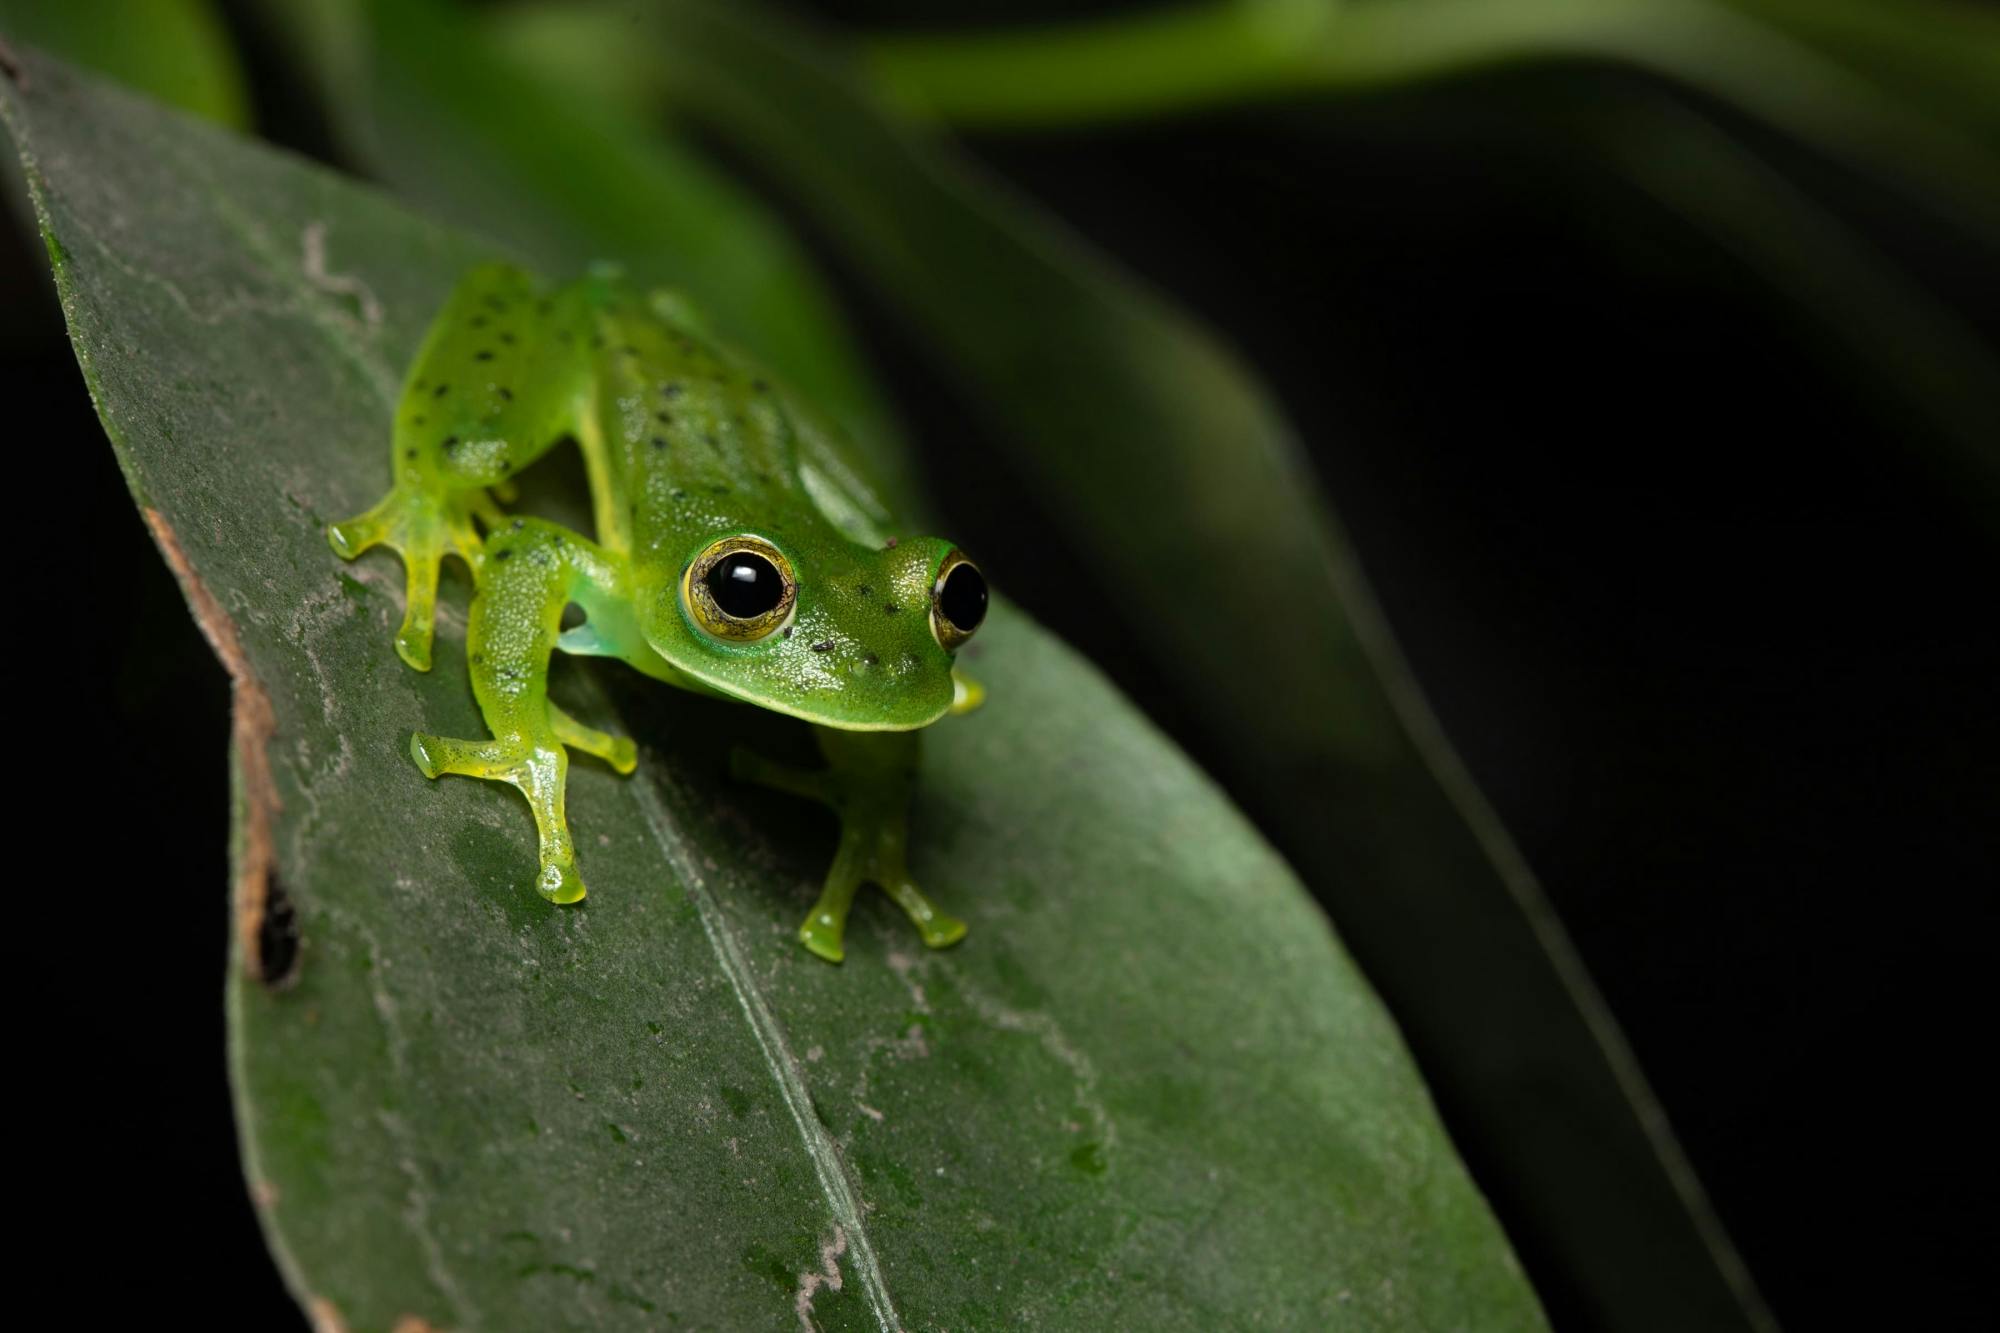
(328, 485), (486, 672)
(410, 730), (586, 904)
(731, 739), (966, 964)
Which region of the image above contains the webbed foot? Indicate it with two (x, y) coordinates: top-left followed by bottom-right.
(411, 730), (586, 903)
(732, 728), (965, 963)
(329, 485), (493, 671)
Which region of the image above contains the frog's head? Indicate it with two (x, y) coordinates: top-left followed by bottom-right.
(632, 528), (988, 730)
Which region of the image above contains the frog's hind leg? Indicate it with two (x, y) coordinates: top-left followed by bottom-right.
(329, 488), (485, 672)
(732, 728), (966, 963)
(410, 520), (637, 904)
(334, 263), (594, 671)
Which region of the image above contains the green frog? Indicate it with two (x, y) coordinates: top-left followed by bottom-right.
(328, 264), (987, 962)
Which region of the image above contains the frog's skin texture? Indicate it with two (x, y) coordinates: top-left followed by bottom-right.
(329, 264), (986, 962)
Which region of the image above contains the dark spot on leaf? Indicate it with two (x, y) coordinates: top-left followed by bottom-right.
(255, 871), (301, 990)
(1070, 1141), (1109, 1175)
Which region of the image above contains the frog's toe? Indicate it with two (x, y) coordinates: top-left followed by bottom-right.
(919, 911), (968, 951)
(394, 614), (435, 672)
(883, 876), (968, 951)
(537, 858), (586, 905)
(326, 514), (380, 560)
(798, 915), (847, 964)
(549, 703), (638, 775)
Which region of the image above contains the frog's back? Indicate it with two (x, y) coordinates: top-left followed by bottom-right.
(572, 276), (870, 576)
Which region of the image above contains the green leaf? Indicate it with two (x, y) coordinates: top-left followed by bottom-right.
(0, 0), (249, 128)
(238, 0), (915, 511)
(852, 0), (2000, 495)
(860, 0), (2000, 232)
(2, 49), (1546, 1331)
(566, 4), (1775, 1329)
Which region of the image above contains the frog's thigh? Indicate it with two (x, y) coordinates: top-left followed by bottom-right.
(419, 266), (590, 491)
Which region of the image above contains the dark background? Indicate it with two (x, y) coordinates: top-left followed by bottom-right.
(13, 3), (1994, 1328)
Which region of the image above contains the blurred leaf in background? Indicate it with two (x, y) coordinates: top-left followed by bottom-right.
(0, 0), (248, 127)
(861, 0), (2000, 497)
(239, 0), (914, 505)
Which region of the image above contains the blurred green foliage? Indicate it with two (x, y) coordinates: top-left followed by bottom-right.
(0, 0), (248, 127)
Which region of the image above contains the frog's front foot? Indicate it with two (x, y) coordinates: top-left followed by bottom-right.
(411, 730), (587, 903)
(732, 733), (966, 964)
(409, 699), (635, 905)
(329, 483), (495, 671)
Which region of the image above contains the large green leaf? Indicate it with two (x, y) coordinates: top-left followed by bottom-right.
(1, 49), (1545, 1331)
(537, 4), (1774, 1329)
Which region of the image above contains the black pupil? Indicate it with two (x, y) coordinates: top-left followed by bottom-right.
(706, 551), (784, 619)
(939, 562), (988, 633)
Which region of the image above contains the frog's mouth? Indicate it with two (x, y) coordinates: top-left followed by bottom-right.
(658, 637), (956, 733)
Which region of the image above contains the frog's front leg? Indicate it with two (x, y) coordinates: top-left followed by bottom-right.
(732, 728), (967, 963)
(411, 519), (636, 904)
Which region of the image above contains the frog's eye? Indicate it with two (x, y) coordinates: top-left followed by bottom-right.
(682, 535), (797, 642)
(930, 550), (988, 653)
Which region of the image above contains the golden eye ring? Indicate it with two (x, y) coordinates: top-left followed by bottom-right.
(682, 535), (797, 643)
(930, 549), (988, 653)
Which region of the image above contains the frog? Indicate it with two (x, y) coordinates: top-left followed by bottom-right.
(326, 263), (989, 963)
